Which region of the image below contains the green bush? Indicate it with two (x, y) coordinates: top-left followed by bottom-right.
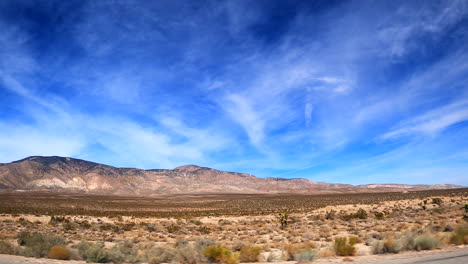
(0, 240), (19, 255)
(432, 198), (443, 205)
(77, 241), (110, 263)
(294, 249), (315, 263)
(107, 240), (139, 263)
(138, 245), (175, 264)
(333, 237), (356, 256)
(17, 232), (65, 258)
(204, 244), (239, 264)
(173, 238), (215, 264)
(48, 246), (71, 260)
(414, 235), (443, 250)
(450, 225), (468, 245)
(239, 245), (261, 262)
(374, 212), (384, 220)
(371, 237), (401, 254)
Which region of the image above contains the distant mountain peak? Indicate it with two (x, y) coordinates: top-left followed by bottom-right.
(0, 156), (463, 195)
(174, 164), (205, 172)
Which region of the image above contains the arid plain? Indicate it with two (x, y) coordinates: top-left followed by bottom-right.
(1, 188), (468, 263)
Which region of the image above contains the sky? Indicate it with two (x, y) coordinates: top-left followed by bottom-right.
(0, 0), (467, 185)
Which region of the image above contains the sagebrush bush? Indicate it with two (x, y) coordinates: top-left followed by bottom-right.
(77, 241), (110, 263)
(0, 240), (19, 255)
(174, 238), (215, 264)
(348, 236), (362, 245)
(107, 240), (139, 263)
(371, 237), (401, 254)
(48, 246), (71, 260)
(294, 249), (315, 263)
(239, 245), (261, 262)
(450, 225), (468, 245)
(204, 244), (239, 264)
(17, 232), (65, 258)
(333, 237), (356, 256)
(414, 235), (443, 250)
(138, 245), (175, 264)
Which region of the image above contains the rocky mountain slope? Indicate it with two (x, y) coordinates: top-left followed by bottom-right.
(0, 156), (462, 196)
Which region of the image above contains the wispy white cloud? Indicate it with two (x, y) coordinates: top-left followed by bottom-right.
(382, 100), (468, 139)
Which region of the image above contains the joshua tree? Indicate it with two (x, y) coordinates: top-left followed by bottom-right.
(278, 212), (289, 230)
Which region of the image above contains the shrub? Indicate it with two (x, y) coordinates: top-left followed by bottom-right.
(138, 245), (175, 264)
(450, 225), (468, 245)
(371, 237), (401, 254)
(167, 224), (181, 233)
(204, 244), (239, 264)
(294, 249), (315, 263)
(77, 241), (110, 263)
(239, 245), (261, 262)
(414, 235), (443, 250)
(0, 240), (19, 255)
(48, 246), (70, 260)
(348, 236), (362, 245)
(174, 238), (215, 264)
(374, 212), (384, 220)
(355, 208), (368, 219)
(107, 240), (139, 263)
(17, 232), (65, 258)
(432, 198), (442, 205)
(333, 237), (356, 256)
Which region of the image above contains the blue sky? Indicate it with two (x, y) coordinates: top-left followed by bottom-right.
(0, 0), (467, 185)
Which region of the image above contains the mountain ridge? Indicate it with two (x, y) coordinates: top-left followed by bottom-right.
(0, 156), (462, 195)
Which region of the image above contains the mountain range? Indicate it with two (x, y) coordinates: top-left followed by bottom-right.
(0, 156), (462, 196)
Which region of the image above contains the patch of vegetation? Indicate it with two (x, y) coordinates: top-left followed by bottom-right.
(0, 240), (19, 255)
(450, 224), (468, 245)
(47, 246), (71, 260)
(239, 245), (261, 262)
(204, 244), (239, 264)
(333, 237), (356, 256)
(17, 232), (65, 258)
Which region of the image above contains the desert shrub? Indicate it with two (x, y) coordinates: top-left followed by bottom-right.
(239, 245), (261, 262)
(138, 245), (175, 264)
(348, 236), (362, 245)
(374, 212), (384, 220)
(432, 198), (443, 205)
(283, 242), (316, 261)
(77, 241), (110, 263)
(333, 237), (356, 256)
(204, 244), (239, 264)
(198, 225), (211, 234)
(48, 246), (71, 260)
(17, 232), (65, 258)
(449, 224), (468, 245)
(414, 235), (443, 250)
(195, 238), (217, 248)
(355, 208), (368, 219)
(107, 240), (139, 263)
(49, 215), (67, 225)
(325, 210), (336, 220)
(341, 209), (368, 221)
(167, 224), (181, 233)
(371, 237), (401, 254)
(0, 240), (19, 255)
(174, 238), (215, 264)
(293, 249), (315, 263)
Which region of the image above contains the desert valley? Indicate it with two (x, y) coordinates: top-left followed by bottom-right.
(0, 156), (467, 263)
